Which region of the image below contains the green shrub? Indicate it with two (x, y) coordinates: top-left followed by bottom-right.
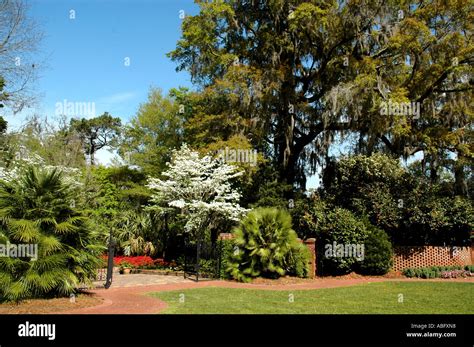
(227, 208), (310, 282)
(294, 195), (368, 275)
(304, 202), (369, 275)
(198, 259), (217, 276)
(420, 269), (436, 279)
(242, 164), (293, 210)
(323, 153), (406, 233)
(287, 241), (311, 278)
(403, 268), (415, 278)
(217, 238), (234, 279)
(289, 195), (315, 239)
(357, 225), (393, 275)
(402, 265), (472, 279)
(299, 196), (329, 237)
(402, 190), (473, 246)
(322, 153), (473, 246)
(0, 168), (102, 302)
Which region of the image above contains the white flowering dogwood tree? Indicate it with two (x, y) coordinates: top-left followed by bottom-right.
(147, 144), (248, 239)
(0, 148), (82, 187)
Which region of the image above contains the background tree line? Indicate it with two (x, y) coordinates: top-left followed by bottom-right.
(1, 0), (472, 266)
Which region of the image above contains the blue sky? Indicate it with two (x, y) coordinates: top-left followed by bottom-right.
(8, 0), (198, 129)
(5, 0), (328, 189)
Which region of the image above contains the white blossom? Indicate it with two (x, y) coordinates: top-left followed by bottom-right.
(147, 144), (248, 236)
(0, 149), (82, 187)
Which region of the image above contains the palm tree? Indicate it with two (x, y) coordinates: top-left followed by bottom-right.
(113, 211), (156, 256)
(0, 167), (102, 302)
(228, 208), (310, 282)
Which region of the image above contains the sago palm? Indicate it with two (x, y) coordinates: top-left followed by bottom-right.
(0, 167), (102, 302)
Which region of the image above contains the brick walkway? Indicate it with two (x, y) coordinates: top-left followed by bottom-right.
(62, 275), (473, 314)
(93, 273), (194, 288)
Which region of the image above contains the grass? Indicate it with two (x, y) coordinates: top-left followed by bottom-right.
(149, 282), (474, 314)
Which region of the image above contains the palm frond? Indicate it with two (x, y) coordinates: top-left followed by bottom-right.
(6, 219), (40, 242)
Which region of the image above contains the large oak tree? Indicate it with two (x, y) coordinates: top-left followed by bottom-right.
(169, 0), (473, 191)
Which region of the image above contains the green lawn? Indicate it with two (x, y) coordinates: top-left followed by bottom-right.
(149, 282), (474, 314)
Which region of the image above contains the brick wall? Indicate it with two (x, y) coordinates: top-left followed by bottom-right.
(392, 246), (472, 271)
(219, 233), (472, 274)
(302, 238), (316, 279)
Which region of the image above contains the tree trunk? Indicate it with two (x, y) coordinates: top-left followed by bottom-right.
(429, 155), (439, 183)
(454, 158), (469, 197)
(89, 140), (96, 166)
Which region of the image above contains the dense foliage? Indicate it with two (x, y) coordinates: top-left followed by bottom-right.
(0, 0), (473, 299)
(169, 0), (473, 190)
(217, 238), (234, 279)
(228, 208), (310, 282)
(302, 200), (370, 275)
(403, 265), (474, 279)
(147, 144), (247, 239)
(322, 153), (473, 246)
(356, 225), (393, 276)
(0, 168), (102, 302)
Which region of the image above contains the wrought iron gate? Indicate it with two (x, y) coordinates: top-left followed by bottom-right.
(183, 238), (220, 281)
(104, 233), (115, 289)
